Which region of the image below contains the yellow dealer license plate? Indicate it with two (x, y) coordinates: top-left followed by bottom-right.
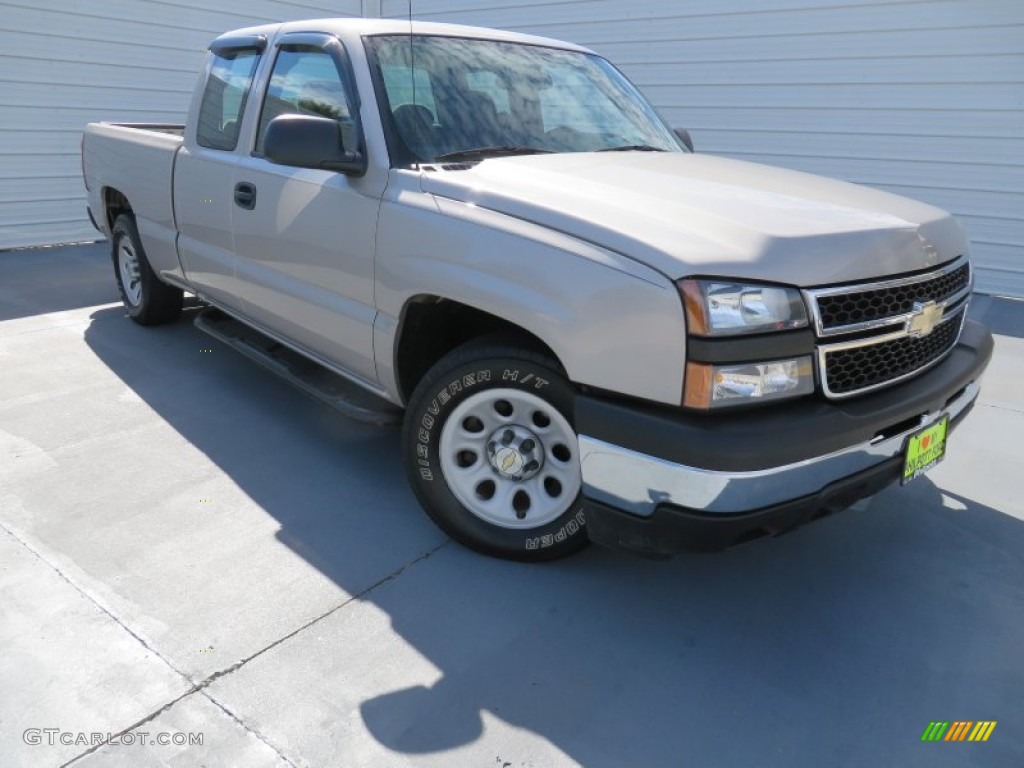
(902, 415), (949, 485)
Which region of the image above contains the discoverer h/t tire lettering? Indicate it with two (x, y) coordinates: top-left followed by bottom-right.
(402, 341), (588, 562)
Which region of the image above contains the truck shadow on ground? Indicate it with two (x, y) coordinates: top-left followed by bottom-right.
(83, 304), (1023, 767)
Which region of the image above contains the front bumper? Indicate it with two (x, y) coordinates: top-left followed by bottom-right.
(576, 320), (993, 556)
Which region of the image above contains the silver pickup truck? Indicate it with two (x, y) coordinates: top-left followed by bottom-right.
(82, 18), (992, 561)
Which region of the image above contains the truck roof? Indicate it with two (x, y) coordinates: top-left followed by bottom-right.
(210, 17), (593, 54)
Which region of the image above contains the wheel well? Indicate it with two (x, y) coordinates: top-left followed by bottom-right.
(103, 187), (132, 230)
(396, 298), (559, 401)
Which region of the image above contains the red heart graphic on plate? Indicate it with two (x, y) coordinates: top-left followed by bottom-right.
(921, 435), (931, 449)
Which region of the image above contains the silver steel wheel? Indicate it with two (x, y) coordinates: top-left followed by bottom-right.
(439, 388), (582, 530)
(117, 239), (143, 307)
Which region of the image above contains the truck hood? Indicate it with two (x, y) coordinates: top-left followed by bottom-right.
(420, 152), (967, 286)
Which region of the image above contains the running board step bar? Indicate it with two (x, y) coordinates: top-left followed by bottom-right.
(194, 307), (402, 426)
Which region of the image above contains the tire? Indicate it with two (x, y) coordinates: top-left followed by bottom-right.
(403, 340), (589, 562)
(111, 214), (183, 325)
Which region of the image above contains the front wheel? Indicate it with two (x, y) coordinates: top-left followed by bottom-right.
(402, 342), (588, 561)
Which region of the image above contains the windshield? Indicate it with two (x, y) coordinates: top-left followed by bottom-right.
(365, 34), (684, 165)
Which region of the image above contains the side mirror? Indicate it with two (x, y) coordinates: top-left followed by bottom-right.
(674, 127), (694, 153)
(264, 114), (365, 175)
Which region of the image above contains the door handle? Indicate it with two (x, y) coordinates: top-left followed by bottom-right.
(234, 182), (257, 210)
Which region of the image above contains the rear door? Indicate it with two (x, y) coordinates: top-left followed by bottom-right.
(174, 37), (265, 310)
(230, 32), (382, 383)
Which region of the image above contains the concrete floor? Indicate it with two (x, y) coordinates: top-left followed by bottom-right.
(1, 242), (1022, 768)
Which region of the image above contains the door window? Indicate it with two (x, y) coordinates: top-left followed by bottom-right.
(255, 46), (355, 155)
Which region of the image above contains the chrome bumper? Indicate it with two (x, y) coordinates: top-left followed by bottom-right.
(578, 380), (980, 518)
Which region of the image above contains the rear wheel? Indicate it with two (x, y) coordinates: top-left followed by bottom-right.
(111, 214), (183, 325)
(403, 341), (588, 561)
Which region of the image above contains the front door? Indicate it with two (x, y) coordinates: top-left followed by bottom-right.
(230, 33), (381, 383)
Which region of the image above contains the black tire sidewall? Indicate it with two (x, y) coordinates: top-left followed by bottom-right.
(404, 348), (588, 561)
(111, 214), (181, 324)
(112, 215), (149, 319)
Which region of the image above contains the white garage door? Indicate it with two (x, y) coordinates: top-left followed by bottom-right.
(377, 0), (1024, 297)
(0, 0), (361, 251)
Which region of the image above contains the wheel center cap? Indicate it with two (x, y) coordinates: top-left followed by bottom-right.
(494, 446), (524, 476)
(486, 425), (544, 481)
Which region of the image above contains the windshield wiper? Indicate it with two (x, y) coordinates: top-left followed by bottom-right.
(598, 144), (666, 152)
(433, 146), (554, 163)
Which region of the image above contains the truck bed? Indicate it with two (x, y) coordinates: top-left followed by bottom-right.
(82, 121), (185, 279)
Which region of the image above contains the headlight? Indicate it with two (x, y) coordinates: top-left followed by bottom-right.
(679, 279), (808, 336)
(684, 357), (814, 409)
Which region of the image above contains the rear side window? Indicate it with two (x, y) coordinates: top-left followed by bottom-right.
(197, 49), (260, 150)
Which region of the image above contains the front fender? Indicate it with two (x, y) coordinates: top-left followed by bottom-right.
(374, 192), (686, 406)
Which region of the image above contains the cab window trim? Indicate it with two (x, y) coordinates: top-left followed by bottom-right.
(210, 34), (267, 56)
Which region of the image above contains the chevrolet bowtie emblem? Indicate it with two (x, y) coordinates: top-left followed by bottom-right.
(907, 300), (944, 337)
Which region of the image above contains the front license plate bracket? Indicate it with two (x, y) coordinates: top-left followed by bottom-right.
(902, 415), (949, 485)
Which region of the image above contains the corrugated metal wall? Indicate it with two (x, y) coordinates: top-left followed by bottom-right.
(2, 1), (1021, 296)
(0, 0), (362, 251)
(377, 0), (1024, 297)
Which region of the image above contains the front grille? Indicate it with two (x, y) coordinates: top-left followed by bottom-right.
(822, 314), (962, 396)
(807, 256), (971, 398)
(817, 262), (970, 330)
